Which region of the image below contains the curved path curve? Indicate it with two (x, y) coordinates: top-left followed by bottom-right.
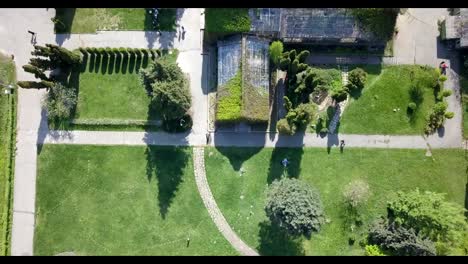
(192, 147), (259, 256)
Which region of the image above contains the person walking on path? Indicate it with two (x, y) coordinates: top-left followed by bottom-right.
(439, 61), (448, 75)
(27, 30), (37, 44)
(340, 140), (345, 153)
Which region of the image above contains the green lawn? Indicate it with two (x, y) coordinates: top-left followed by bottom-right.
(340, 65), (438, 135)
(205, 147), (467, 256)
(35, 145), (237, 256)
(0, 54), (16, 256)
(54, 8), (177, 33)
(72, 50), (183, 126)
(205, 8), (251, 33)
(74, 54), (154, 122)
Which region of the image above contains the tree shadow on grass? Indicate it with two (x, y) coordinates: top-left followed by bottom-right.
(257, 221), (305, 256)
(214, 146), (263, 172)
(114, 53), (122, 74)
(121, 54), (129, 74)
(108, 53), (115, 74)
(100, 53), (109, 74)
(267, 132), (305, 184)
(135, 57), (142, 73)
(128, 54), (136, 74)
(88, 53), (95, 73)
(79, 52), (88, 73)
(145, 145), (189, 219)
(94, 54), (101, 73)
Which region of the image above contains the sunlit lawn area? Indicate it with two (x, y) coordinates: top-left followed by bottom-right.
(205, 146), (466, 256)
(35, 145), (237, 256)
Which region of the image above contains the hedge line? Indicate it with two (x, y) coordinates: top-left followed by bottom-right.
(77, 47), (162, 59)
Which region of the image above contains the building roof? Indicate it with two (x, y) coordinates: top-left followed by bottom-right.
(460, 8), (468, 47)
(248, 8), (384, 45)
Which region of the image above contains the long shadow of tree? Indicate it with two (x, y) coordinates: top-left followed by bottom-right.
(145, 145), (189, 219)
(214, 146), (263, 171)
(257, 221), (305, 256)
(267, 132), (305, 184)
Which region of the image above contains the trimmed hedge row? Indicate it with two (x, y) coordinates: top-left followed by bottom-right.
(78, 47), (162, 59)
(16, 80), (54, 89)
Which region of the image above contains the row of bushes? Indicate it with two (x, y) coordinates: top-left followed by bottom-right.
(78, 47), (161, 58)
(424, 70), (455, 134)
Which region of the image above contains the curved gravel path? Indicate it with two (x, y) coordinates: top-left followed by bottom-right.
(192, 147), (259, 256)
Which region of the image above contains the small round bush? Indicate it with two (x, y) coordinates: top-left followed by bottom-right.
(111, 47), (119, 54)
(442, 89), (452, 97)
(269, 40), (284, 66)
(97, 47), (105, 54)
(85, 47), (94, 53)
(408, 102), (417, 110)
(439, 75), (447, 82)
(444, 112), (454, 119)
(118, 47), (127, 53)
(78, 47), (87, 54)
(127, 48), (134, 54)
(277, 118), (295, 135)
(348, 67), (367, 90)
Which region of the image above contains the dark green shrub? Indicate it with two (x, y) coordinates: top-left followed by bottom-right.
(78, 47), (87, 55)
(368, 218), (436, 256)
(126, 48), (134, 55)
(111, 47), (119, 54)
(18, 80), (53, 89)
(441, 89), (452, 97)
(141, 58), (191, 129)
(43, 83), (77, 120)
(289, 49), (297, 61)
(331, 86), (348, 102)
(287, 103), (317, 129)
(444, 112), (454, 119)
(85, 47), (94, 53)
(347, 67), (367, 90)
(279, 57), (291, 71)
(118, 47), (127, 54)
(290, 59), (299, 75)
(409, 83), (424, 104)
(22, 64), (49, 80)
(97, 47), (105, 54)
(277, 118), (295, 135)
(408, 102), (417, 111)
(269, 41), (283, 67)
(29, 58), (53, 71)
(297, 50), (310, 63)
(46, 44), (82, 65)
(140, 48), (148, 57)
(265, 177), (325, 237)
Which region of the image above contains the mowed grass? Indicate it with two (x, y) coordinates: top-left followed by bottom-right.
(340, 65), (438, 135)
(35, 145), (237, 256)
(0, 55), (16, 255)
(74, 53), (156, 122)
(204, 147), (467, 256)
(54, 8), (177, 33)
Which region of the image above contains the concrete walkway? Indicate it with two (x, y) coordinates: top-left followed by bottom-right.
(192, 147), (258, 256)
(43, 130), (461, 149)
(0, 8), (55, 256)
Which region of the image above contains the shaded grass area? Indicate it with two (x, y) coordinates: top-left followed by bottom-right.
(157, 9), (177, 32)
(35, 145), (237, 256)
(0, 55), (16, 256)
(205, 8), (251, 33)
(205, 147), (466, 256)
(54, 8), (153, 33)
(340, 65), (437, 135)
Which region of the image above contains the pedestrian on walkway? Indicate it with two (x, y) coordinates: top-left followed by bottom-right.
(340, 140), (345, 153)
(181, 26), (186, 40)
(206, 132), (211, 144)
(186, 237), (190, 247)
(440, 61), (448, 75)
